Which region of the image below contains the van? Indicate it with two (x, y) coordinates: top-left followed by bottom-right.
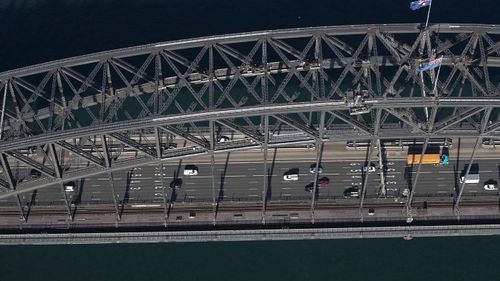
(459, 174), (480, 184)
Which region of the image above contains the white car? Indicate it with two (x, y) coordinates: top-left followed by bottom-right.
(309, 165), (323, 174)
(218, 136), (230, 143)
(64, 183), (75, 192)
(363, 166), (376, 173)
(183, 167), (198, 176)
(283, 174), (299, 181)
(484, 184), (498, 191)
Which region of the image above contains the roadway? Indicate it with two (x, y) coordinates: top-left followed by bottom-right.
(3, 140), (499, 209)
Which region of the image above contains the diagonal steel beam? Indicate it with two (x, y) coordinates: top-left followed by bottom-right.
(55, 141), (105, 167)
(4, 151), (56, 177)
(273, 114), (318, 138)
(216, 119), (262, 142)
(329, 110), (371, 134)
(159, 125), (209, 148)
(109, 132), (157, 158)
(433, 107), (485, 133)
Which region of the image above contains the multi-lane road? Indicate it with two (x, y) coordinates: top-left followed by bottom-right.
(2, 140), (499, 209)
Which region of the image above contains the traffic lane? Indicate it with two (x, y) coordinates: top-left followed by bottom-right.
(29, 158), (500, 205)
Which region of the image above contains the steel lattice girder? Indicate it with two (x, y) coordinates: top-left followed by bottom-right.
(0, 23), (499, 200)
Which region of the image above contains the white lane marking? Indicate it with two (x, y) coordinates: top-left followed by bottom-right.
(437, 191), (448, 193)
(97, 178), (108, 181)
(248, 194), (260, 197)
(436, 178), (445, 180)
(248, 168), (257, 171)
(91, 185), (101, 187)
(343, 180), (352, 182)
(437, 184), (447, 187)
(281, 187), (292, 190)
(283, 194), (292, 196)
(248, 181), (259, 184)
(248, 188), (258, 191)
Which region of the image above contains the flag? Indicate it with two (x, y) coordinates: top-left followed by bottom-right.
(416, 57), (442, 72)
(410, 0), (431, 10)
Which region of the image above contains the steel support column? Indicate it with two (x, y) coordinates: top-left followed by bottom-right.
(49, 143), (72, 221)
(101, 134), (120, 221)
(108, 171), (121, 222)
(209, 120), (217, 224)
(405, 138), (429, 223)
(0, 153), (26, 221)
(359, 141), (375, 220)
(310, 111), (325, 223)
(261, 115), (269, 223)
(454, 108), (493, 213)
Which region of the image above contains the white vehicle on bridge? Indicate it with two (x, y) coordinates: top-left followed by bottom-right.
(64, 182), (75, 192)
(183, 165), (199, 176)
(363, 164), (376, 173)
(459, 174), (480, 184)
(483, 181), (498, 191)
(283, 174), (299, 181)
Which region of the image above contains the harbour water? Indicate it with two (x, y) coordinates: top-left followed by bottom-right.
(1, 0), (500, 280)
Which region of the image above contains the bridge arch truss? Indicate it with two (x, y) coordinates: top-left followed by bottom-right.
(0, 23), (499, 222)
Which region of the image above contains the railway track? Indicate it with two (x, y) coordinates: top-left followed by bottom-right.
(0, 200), (498, 217)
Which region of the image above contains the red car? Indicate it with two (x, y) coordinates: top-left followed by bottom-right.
(317, 177), (330, 187)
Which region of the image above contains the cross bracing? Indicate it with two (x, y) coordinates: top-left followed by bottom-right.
(0, 23), (499, 221)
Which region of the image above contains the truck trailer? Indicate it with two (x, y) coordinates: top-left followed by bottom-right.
(407, 153), (441, 165)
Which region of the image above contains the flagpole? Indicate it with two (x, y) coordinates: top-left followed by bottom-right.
(424, 0), (433, 29)
(0, 84), (8, 140)
(432, 57), (443, 95)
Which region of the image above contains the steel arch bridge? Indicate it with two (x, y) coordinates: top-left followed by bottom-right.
(0, 23), (499, 223)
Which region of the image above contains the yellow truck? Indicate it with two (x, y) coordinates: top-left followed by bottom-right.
(407, 153), (441, 165)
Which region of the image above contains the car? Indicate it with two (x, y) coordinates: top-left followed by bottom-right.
(368, 208), (375, 216)
(183, 165), (198, 176)
(64, 182), (75, 192)
(484, 184), (497, 191)
(30, 169), (42, 179)
(166, 143), (177, 149)
(343, 187), (359, 198)
(169, 179), (182, 189)
(283, 174), (299, 181)
(218, 136), (230, 143)
(317, 177), (330, 187)
(309, 164), (323, 174)
(305, 184), (315, 193)
(363, 165), (376, 173)
(483, 180), (498, 191)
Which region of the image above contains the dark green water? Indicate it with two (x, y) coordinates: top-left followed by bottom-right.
(1, 237), (500, 281)
(1, 1), (500, 280)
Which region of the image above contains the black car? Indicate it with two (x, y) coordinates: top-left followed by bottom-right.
(170, 179), (182, 189)
(343, 187), (360, 198)
(30, 169), (42, 179)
